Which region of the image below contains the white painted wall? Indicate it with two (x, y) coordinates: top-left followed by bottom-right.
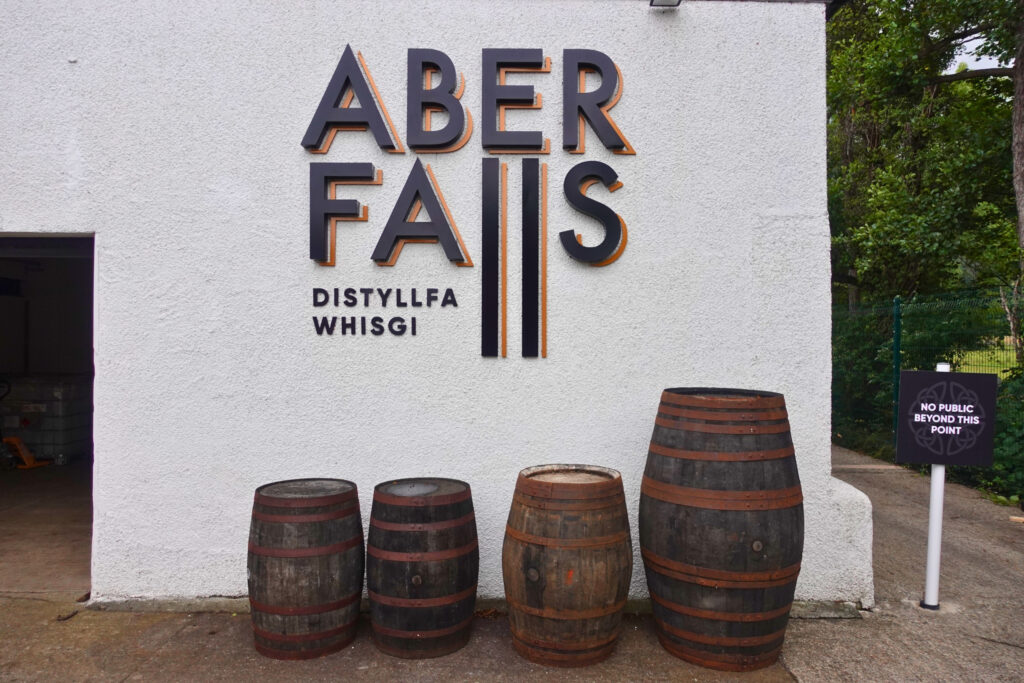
(0, 0), (873, 606)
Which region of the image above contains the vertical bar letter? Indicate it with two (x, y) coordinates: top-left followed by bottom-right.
(521, 159), (540, 357)
(481, 159), (501, 357)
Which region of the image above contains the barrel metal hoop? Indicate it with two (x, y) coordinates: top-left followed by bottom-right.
(647, 442), (795, 463)
(642, 547), (802, 583)
(248, 535), (363, 559)
(366, 539), (478, 562)
(656, 632), (783, 671)
(254, 489), (357, 508)
(511, 492), (625, 511)
(370, 512), (475, 532)
(510, 625), (620, 652)
(649, 590), (794, 622)
(253, 638), (353, 660)
(252, 503), (359, 524)
(512, 638), (615, 665)
(249, 590), (362, 616)
(657, 403), (789, 422)
(655, 617), (788, 648)
(644, 561), (800, 589)
(506, 597), (626, 620)
(368, 584), (476, 608)
(371, 636), (469, 658)
(504, 525), (629, 550)
(654, 416), (791, 434)
(660, 391), (786, 410)
(372, 488), (472, 507)
(641, 477), (803, 511)
(371, 615), (473, 639)
(252, 618), (358, 643)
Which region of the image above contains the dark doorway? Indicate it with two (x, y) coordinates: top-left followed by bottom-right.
(0, 236), (93, 596)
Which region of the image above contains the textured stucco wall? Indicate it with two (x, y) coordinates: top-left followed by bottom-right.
(0, 0), (873, 606)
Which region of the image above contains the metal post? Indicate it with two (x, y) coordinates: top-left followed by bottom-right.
(892, 296), (902, 444)
(921, 361), (950, 610)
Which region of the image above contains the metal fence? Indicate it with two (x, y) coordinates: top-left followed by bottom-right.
(833, 290), (1021, 455)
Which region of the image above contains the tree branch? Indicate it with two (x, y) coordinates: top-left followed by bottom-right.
(826, 0), (852, 22)
(932, 67), (1014, 84)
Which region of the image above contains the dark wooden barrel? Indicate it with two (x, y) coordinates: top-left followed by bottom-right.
(367, 478), (478, 658)
(503, 464), (633, 667)
(247, 478), (364, 660)
(639, 388), (804, 671)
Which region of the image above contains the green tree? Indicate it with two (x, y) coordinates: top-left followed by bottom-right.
(827, 0), (1024, 363)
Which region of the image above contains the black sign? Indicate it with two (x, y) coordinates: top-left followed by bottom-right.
(896, 371), (997, 466)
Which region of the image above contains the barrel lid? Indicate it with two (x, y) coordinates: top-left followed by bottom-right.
(374, 478), (471, 506)
(516, 464), (622, 499)
(256, 478), (356, 500)
(662, 387), (786, 410)
(524, 465), (618, 484)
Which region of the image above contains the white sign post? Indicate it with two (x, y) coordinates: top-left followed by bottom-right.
(920, 361), (950, 610)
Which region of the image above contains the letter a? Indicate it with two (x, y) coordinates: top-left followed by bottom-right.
(302, 44), (404, 154)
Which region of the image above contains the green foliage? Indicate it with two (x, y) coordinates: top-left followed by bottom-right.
(828, 0), (1019, 300)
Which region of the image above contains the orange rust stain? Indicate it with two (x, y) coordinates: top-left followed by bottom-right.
(567, 569), (574, 585)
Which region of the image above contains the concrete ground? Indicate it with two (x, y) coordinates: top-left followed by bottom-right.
(1, 447), (1022, 681)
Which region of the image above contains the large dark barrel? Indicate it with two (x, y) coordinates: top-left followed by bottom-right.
(639, 388), (804, 672)
(367, 478), (478, 658)
(247, 478), (364, 659)
(503, 465), (632, 667)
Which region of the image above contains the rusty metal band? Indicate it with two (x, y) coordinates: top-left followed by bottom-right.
(249, 590), (362, 616)
(660, 391), (786, 410)
(512, 637), (615, 665)
(368, 584), (476, 608)
(372, 635), (469, 659)
(252, 619), (357, 643)
(371, 615), (473, 639)
(649, 590), (793, 622)
(654, 416), (791, 434)
(645, 562), (800, 589)
(657, 403), (789, 422)
(504, 525), (629, 549)
(254, 489), (356, 509)
(248, 535), (362, 559)
(507, 597), (627, 620)
(641, 477), (803, 511)
(252, 503), (359, 524)
(648, 442), (795, 463)
(372, 488), (471, 507)
(515, 475), (622, 500)
(370, 511), (475, 532)
(512, 491), (624, 511)
(655, 617), (787, 647)
(656, 632), (782, 671)
(510, 626), (619, 652)
(366, 539), (477, 562)
(253, 637), (353, 660)
(642, 547), (802, 583)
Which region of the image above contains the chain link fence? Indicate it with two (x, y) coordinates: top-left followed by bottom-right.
(833, 289), (1023, 499)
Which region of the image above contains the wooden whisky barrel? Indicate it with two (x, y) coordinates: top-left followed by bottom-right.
(503, 464), (632, 667)
(367, 478), (478, 658)
(639, 388), (804, 672)
(247, 478), (363, 659)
